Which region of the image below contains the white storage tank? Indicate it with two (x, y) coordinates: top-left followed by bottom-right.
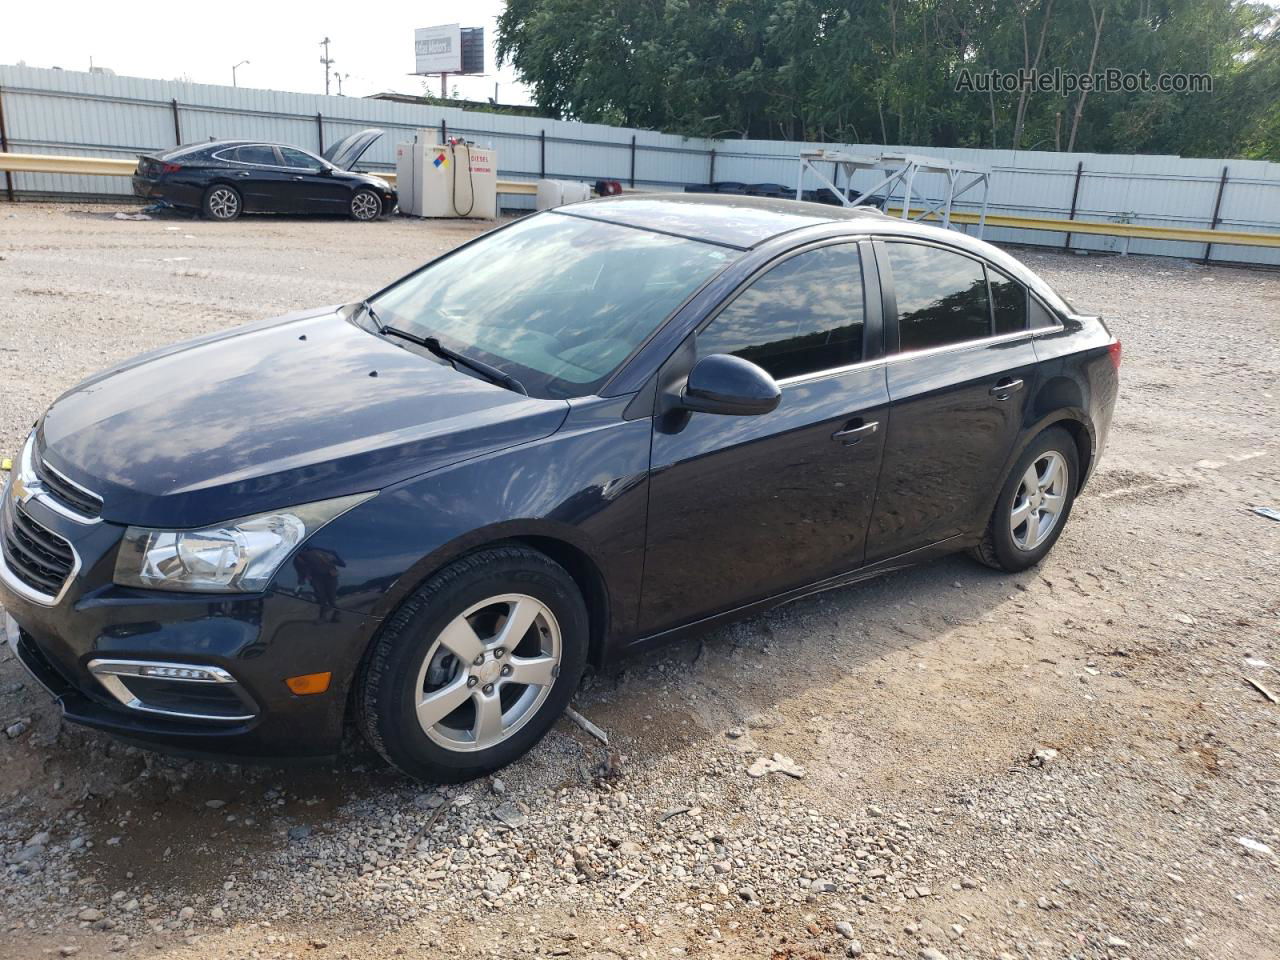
(395, 134), (498, 219)
(536, 179), (592, 211)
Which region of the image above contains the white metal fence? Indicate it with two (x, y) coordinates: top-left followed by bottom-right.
(3, 63), (1279, 265)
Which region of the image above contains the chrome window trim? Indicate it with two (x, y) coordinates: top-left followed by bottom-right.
(212, 145), (325, 172)
(87, 659), (256, 723)
(776, 325), (1064, 388)
(1, 475), (82, 607)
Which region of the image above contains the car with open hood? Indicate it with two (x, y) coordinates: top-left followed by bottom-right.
(1, 194), (1119, 782)
(131, 129), (394, 221)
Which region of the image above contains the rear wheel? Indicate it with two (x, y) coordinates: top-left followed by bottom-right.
(202, 184), (241, 221)
(350, 189), (382, 221)
(357, 546), (588, 783)
(970, 427), (1079, 572)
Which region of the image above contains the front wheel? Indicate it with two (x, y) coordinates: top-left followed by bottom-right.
(357, 546), (588, 783)
(350, 189), (382, 221)
(970, 427), (1080, 572)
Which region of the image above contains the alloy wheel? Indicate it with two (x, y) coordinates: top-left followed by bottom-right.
(413, 594), (561, 753)
(1010, 451), (1069, 551)
(208, 187), (239, 220)
(352, 192), (381, 220)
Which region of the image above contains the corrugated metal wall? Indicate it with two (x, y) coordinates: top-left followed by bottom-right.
(3, 64), (1278, 265)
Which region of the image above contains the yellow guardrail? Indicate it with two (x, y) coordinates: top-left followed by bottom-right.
(886, 206), (1280, 248)
(0, 152), (538, 197)
(2, 151), (1278, 246)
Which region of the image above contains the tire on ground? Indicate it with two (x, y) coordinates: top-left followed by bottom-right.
(202, 184), (242, 221)
(356, 545), (588, 783)
(970, 425), (1080, 573)
(350, 189), (382, 221)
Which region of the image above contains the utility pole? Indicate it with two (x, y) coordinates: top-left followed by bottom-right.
(319, 37), (334, 96)
(335, 73), (348, 96)
(232, 60), (249, 87)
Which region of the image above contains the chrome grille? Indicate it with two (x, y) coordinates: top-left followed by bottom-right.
(34, 458), (102, 519)
(1, 497), (75, 600)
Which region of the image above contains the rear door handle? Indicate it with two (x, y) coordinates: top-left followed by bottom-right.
(990, 378), (1024, 399)
(235, 171), (251, 178)
(832, 420), (879, 445)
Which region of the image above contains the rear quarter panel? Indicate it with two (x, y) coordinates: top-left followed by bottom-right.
(1026, 315), (1119, 488)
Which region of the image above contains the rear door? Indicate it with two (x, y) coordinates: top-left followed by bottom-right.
(865, 240), (1039, 561)
(223, 144), (291, 212)
(638, 240), (890, 636)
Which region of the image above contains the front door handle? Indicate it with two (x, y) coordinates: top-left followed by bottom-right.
(291, 175), (305, 181)
(832, 420), (879, 445)
(990, 378), (1024, 399)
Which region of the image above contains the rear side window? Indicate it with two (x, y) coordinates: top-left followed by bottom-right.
(235, 145), (278, 166)
(886, 243), (990, 352)
(1029, 296), (1060, 329)
(989, 267), (1028, 335)
(698, 244), (864, 380)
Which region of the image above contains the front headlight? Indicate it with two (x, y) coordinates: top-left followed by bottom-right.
(113, 492), (373, 593)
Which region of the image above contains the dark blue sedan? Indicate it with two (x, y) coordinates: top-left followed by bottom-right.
(1, 195), (1119, 782)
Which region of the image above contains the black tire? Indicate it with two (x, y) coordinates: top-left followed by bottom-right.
(201, 184), (242, 221)
(356, 546), (588, 783)
(970, 426), (1080, 573)
(349, 188), (382, 221)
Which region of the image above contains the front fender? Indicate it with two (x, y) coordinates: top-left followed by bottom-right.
(270, 396), (652, 649)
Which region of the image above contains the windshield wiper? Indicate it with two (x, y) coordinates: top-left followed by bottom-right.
(377, 322), (528, 396)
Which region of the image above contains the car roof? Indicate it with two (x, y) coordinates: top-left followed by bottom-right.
(565, 193), (890, 249)
(157, 140), (319, 159)
(563, 193), (1075, 315)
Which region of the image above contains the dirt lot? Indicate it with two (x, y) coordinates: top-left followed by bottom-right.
(1, 201), (1277, 960)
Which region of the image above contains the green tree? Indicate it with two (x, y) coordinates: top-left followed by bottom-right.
(495, 0), (1280, 159)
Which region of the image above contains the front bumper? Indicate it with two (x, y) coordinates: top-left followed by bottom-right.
(1, 492), (380, 759)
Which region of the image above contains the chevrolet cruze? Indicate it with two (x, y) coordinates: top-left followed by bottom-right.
(1, 195), (1119, 782)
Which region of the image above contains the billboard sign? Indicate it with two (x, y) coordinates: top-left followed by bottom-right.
(415, 24), (462, 74)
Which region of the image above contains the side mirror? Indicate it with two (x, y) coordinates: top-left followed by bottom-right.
(679, 353), (781, 417)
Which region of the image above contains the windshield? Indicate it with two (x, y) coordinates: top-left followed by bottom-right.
(369, 211), (738, 399)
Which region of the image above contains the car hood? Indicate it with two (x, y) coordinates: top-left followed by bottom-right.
(322, 129), (382, 171)
(37, 307), (569, 529)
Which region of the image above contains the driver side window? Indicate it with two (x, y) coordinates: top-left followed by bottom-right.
(278, 147), (320, 170)
(697, 244), (865, 381)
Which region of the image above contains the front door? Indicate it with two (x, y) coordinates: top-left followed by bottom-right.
(275, 147), (348, 214)
(866, 240), (1040, 561)
(638, 241), (889, 637)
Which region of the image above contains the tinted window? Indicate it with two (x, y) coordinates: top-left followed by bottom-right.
(1029, 296), (1059, 329)
(887, 244), (990, 352)
(989, 267), (1027, 335)
(278, 147), (320, 170)
(235, 145), (278, 166)
(371, 212), (737, 399)
(697, 244), (864, 380)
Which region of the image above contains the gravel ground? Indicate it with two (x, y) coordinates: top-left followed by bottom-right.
(1, 201), (1278, 960)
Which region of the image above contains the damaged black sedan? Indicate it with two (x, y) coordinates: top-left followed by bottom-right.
(132, 129), (395, 221)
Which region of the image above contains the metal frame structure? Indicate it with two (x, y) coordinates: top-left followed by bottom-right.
(796, 149), (992, 238)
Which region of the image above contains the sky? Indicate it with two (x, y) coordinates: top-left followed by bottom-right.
(0, 0), (533, 105)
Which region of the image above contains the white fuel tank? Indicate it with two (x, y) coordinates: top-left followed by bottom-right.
(395, 135), (497, 219)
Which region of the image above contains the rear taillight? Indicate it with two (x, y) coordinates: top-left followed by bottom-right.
(160, 162), (182, 174)
(1108, 340), (1122, 369)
